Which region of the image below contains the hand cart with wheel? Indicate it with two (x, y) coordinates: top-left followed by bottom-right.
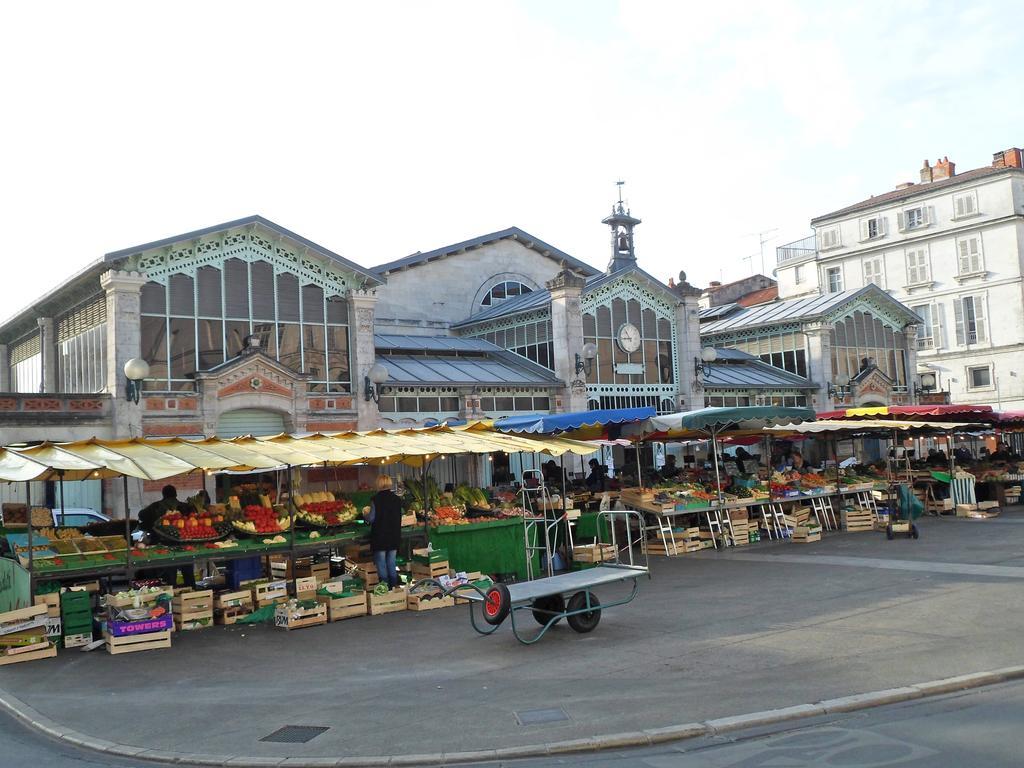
(419, 510), (649, 645)
(886, 483), (923, 540)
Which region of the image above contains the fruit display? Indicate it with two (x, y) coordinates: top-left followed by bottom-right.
(430, 505), (466, 525)
(451, 485), (491, 511)
(297, 499), (359, 528)
(231, 505), (291, 536)
(154, 510), (231, 543)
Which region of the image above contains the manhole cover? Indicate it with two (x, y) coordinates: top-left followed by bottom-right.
(515, 707), (570, 726)
(260, 725), (330, 743)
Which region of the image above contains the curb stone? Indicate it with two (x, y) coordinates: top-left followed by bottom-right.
(1, 665), (1022, 766)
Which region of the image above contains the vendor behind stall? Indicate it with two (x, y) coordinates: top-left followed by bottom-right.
(585, 458), (606, 492)
(366, 474), (402, 589)
(138, 485), (182, 534)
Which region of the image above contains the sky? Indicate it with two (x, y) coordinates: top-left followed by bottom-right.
(2, 0), (1023, 310)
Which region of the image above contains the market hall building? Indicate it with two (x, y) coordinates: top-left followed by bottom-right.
(0, 202), (715, 514)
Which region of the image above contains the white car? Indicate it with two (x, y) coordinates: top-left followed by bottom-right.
(50, 508), (110, 527)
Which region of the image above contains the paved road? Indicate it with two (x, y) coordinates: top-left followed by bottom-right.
(488, 679), (1024, 767)
(0, 708), (142, 768)
(5, 678), (1024, 767)
(1, 512), (1022, 760)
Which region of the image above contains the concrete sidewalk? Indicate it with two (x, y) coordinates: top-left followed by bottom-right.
(1, 512), (1022, 764)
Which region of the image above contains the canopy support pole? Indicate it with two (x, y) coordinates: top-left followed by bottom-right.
(58, 470), (66, 527)
(26, 481), (34, 593)
(323, 462), (329, 494)
(286, 465), (296, 560)
(635, 442), (643, 489)
(123, 475), (133, 582)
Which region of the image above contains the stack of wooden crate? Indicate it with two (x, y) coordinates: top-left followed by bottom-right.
(840, 507), (874, 532)
(173, 589), (214, 631)
(214, 590), (254, 625)
(644, 528), (706, 556)
(783, 505), (812, 529)
(727, 509), (752, 546)
(248, 579), (289, 608)
(411, 548), (450, 581)
(0, 604), (57, 666)
(60, 589), (93, 648)
(103, 588), (173, 655)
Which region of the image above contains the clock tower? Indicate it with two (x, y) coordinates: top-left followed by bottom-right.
(603, 180), (642, 273)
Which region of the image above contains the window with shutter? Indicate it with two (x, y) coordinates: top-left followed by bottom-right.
(906, 250), (930, 285)
(904, 208), (924, 230)
(957, 237), (983, 274)
(913, 304), (933, 349)
(954, 192), (977, 219)
(863, 258), (883, 287)
(820, 228), (839, 250)
(931, 302), (943, 349)
(972, 295), (987, 342)
(794, 265), (803, 284)
(953, 298), (965, 345)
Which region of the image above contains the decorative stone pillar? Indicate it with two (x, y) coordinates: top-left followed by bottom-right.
(673, 278), (703, 411)
(348, 288), (380, 430)
(37, 318), (55, 393)
(804, 323), (834, 411)
(101, 270), (148, 518)
(903, 325), (920, 403)
(0, 343), (9, 392)
(546, 264), (588, 413)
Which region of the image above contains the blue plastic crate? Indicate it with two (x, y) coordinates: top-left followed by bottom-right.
(227, 556), (263, 589)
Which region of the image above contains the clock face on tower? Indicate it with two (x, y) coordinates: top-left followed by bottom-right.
(616, 323), (641, 353)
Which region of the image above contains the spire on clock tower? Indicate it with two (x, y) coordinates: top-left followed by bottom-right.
(603, 180), (641, 273)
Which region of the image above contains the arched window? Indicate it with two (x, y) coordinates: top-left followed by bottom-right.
(480, 280), (533, 308)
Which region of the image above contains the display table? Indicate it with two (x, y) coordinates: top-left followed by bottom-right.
(427, 518), (537, 580)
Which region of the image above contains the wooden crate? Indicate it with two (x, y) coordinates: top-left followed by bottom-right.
(173, 589), (214, 631)
(34, 593), (61, 618)
(105, 630), (172, 655)
(252, 580), (289, 608)
(317, 592), (367, 621)
(0, 604), (49, 635)
(0, 642), (57, 666)
(351, 563), (380, 587)
(367, 588), (407, 616)
(294, 577), (318, 600)
(407, 590), (455, 611)
(62, 632), (92, 649)
(274, 602), (328, 630)
(411, 560), (450, 580)
(572, 544), (616, 563)
(269, 555), (327, 581)
(840, 509), (874, 532)
(792, 526), (822, 543)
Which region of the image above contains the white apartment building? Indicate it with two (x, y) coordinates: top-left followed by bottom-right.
(776, 147), (1024, 409)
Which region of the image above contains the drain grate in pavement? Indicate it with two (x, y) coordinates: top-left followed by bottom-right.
(515, 707), (570, 726)
(260, 725), (330, 743)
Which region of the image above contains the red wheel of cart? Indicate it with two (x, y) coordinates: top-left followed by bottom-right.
(482, 584), (511, 626)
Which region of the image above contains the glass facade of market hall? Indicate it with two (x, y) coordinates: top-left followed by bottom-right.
(139, 259), (350, 392)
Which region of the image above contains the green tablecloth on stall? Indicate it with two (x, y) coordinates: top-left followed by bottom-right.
(427, 517), (537, 580)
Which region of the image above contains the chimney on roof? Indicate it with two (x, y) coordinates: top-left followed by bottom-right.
(709, 281), (722, 289)
(895, 181), (916, 190)
(993, 147), (1023, 169)
(920, 159), (932, 183)
(932, 156), (956, 181)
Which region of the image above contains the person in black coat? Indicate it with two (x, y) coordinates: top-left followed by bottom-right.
(366, 475), (403, 589)
(585, 458), (606, 492)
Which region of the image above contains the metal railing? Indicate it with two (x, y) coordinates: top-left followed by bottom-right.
(776, 235), (817, 265)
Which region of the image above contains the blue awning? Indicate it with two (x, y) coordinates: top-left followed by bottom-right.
(494, 407), (656, 435)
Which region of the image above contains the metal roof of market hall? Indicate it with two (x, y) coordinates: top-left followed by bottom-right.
(371, 227), (601, 277)
(374, 335), (562, 387)
(703, 348), (816, 390)
(699, 284), (920, 336)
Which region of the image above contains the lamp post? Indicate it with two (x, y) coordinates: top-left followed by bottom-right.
(913, 372), (937, 402)
(364, 363), (389, 404)
(574, 342), (597, 376)
(694, 346), (717, 378)
(827, 373), (851, 402)
(123, 358), (150, 405)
